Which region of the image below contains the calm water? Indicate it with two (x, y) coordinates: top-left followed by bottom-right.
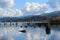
(0, 22), (60, 40)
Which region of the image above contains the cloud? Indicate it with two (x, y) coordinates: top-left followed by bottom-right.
(0, 8), (23, 17)
(0, 2), (50, 17)
(0, 27), (23, 39)
(22, 2), (49, 15)
(0, 35), (14, 40)
(48, 0), (60, 10)
(0, 26), (60, 40)
(2, 27), (22, 35)
(26, 27), (49, 40)
(0, 27), (23, 40)
(25, 27), (60, 40)
(47, 30), (60, 40)
(0, 0), (14, 8)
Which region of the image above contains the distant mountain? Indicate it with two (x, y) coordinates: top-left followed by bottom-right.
(0, 11), (60, 22)
(41, 11), (60, 17)
(0, 17), (22, 22)
(41, 11), (60, 19)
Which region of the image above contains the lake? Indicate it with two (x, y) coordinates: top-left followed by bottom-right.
(0, 22), (60, 40)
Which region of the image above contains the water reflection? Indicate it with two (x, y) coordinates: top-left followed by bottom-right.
(0, 22), (60, 40)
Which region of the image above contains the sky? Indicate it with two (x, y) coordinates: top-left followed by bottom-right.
(0, 0), (60, 17)
(13, 0), (48, 9)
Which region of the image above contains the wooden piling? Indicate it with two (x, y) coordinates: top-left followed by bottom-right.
(45, 23), (51, 34)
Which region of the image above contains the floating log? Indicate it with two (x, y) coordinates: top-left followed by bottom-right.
(19, 30), (26, 33)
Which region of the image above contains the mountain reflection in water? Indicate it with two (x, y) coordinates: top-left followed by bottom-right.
(0, 22), (60, 40)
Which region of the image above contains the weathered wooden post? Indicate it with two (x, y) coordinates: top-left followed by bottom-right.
(10, 22), (12, 26)
(4, 22), (6, 26)
(45, 16), (51, 34)
(45, 23), (51, 34)
(16, 22), (18, 26)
